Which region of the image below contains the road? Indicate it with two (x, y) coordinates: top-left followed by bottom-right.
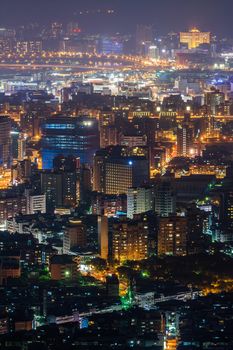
(0, 62), (134, 71)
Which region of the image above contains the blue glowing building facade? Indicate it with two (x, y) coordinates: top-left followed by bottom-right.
(41, 115), (100, 169)
(99, 37), (123, 55)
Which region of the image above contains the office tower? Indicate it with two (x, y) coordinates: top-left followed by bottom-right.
(158, 216), (188, 256)
(41, 168), (77, 212)
(98, 216), (109, 260)
(41, 172), (63, 211)
(99, 112), (115, 128)
(177, 114), (195, 157)
(180, 28), (210, 49)
(205, 89), (225, 115)
(100, 126), (118, 149)
(51, 22), (63, 38)
(0, 116), (11, 168)
(20, 113), (40, 138)
(11, 129), (20, 161)
(41, 115), (99, 169)
(127, 187), (153, 219)
(53, 155), (77, 207)
(212, 179), (233, 242)
(63, 219), (86, 254)
(17, 134), (26, 161)
(186, 206), (205, 254)
(154, 179), (176, 217)
(112, 218), (149, 262)
(136, 25), (153, 55)
(76, 163), (92, 202)
(99, 112), (118, 149)
(148, 45), (159, 60)
(66, 22), (81, 37)
(16, 41), (42, 54)
(0, 39), (12, 54)
(99, 36), (123, 55)
(93, 146), (149, 195)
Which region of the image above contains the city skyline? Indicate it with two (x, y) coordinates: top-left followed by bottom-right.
(1, 1), (233, 349)
(0, 0), (233, 36)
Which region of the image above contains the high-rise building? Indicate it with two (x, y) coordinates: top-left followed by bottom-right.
(66, 22), (81, 37)
(186, 206), (205, 254)
(99, 36), (123, 55)
(41, 156), (77, 211)
(154, 179), (176, 217)
(17, 134), (26, 161)
(41, 169), (77, 212)
(0, 116), (11, 168)
(177, 114), (195, 157)
(112, 217), (148, 262)
(136, 25), (153, 55)
(41, 115), (99, 169)
(148, 45), (159, 60)
(98, 215), (109, 260)
(158, 216), (188, 256)
(41, 172), (63, 211)
(100, 126), (118, 149)
(16, 41), (42, 54)
(26, 194), (46, 215)
(127, 187), (153, 219)
(77, 163), (92, 203)
(99, 112), (118, 149)
(63, 219), (86, 254)
(205, 89), (225, 115)
(93, 146), (149, 195)
(0, 193), (27, 224)
(180, 28), (211, 49)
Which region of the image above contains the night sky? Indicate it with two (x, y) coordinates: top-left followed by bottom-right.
(1, 0), (233, 36)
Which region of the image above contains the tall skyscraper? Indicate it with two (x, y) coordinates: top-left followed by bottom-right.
(98, 215), (109, 260)
(17, 134), (26, 161)
(99, 112), (118, 149)
(136, 25), (153, 55)
(0, 116), (11, 168)
(177, 114), (195, 157)
(41, 115), (99, 169)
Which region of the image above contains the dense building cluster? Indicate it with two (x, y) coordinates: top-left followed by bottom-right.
(1, 14), (233, 350)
